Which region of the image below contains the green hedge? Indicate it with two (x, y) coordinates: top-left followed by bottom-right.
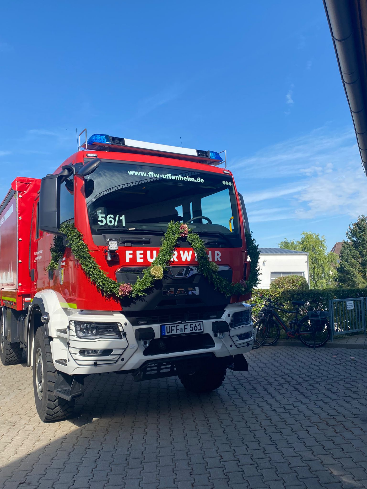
(250, 288), (367, 318)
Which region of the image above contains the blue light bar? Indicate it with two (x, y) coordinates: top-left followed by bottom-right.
(88, 134), (111, 145)
(86, 133), (224, 165)
(209, 151), (223, 161)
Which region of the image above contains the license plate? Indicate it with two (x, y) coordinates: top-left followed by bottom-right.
(161, 321), (204, 336)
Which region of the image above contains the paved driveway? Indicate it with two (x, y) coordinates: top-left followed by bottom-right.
(0, 347), (367, 489)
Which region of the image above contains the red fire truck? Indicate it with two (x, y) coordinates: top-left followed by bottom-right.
(0, 132), (254, 422)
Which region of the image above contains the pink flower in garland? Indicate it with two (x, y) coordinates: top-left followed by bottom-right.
(180, 224), (189, 237)
(119, 283), (133, 297)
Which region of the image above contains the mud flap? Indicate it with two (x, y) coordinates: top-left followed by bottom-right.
(54, 373), (85, 401)
(228, 354), (248, 372)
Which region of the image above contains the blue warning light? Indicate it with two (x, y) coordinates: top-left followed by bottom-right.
(209, 151), (223, 161)
(88, 134), (111, 145)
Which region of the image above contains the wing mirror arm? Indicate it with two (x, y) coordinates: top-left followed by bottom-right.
(77, 158), (101, 177)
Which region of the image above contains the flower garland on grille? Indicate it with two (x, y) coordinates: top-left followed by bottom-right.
(48, 222), (259, 299)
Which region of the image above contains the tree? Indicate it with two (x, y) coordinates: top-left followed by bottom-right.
(279, 232), (337, 289)
(337, 215), (367, 288)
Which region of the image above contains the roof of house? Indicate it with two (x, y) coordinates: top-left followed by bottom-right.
(259, 248), (307, 255)
(331, 241), (343, 255)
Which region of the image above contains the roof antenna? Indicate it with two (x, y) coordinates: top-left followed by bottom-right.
(76, 128), (78, 151)
(180, 136), (183, 147)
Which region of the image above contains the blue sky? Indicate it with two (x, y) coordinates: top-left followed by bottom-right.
(0, 0), (365, 250)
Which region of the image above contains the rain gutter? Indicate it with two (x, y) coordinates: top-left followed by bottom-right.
(323, 0), (367, 175)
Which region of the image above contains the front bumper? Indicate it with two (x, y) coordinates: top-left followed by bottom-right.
(51, 303), (254, 376)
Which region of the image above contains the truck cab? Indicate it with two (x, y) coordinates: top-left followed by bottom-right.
(0, 133), (254, 422)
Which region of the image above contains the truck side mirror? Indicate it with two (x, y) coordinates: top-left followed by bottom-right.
(39, 174), (60, 234)
(78, 158), (100, 177)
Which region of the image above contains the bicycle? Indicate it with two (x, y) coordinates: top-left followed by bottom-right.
(253, 298), (331, 348)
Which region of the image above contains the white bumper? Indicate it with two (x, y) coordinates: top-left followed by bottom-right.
(50, 303), (254, 376)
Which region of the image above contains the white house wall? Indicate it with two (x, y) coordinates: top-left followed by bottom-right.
(257, 253), (309, 289)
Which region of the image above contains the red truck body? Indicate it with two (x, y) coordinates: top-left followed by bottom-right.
(1, 151), (249, 312)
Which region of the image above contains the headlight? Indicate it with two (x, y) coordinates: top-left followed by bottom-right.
(70, 321), (122, 339)
(230, 309), (251, 328)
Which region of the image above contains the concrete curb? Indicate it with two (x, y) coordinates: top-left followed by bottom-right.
(274, 339), (367, 349)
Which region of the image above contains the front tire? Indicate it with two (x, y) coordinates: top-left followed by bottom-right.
(33, 326), (75, 422)
(0, 308), (23, 365)
(178, 358), (226, 393)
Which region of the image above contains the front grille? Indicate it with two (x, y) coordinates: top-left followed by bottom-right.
(128, 308), (224, 326)
(116, 266), (232, 285)
(143, 333), (215, 356)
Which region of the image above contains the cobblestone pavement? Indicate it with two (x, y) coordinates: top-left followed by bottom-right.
(1, 347), (367, 489)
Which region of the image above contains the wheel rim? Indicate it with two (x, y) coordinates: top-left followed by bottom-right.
(35, 347), (44, 400)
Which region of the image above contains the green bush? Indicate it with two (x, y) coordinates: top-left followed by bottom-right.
(270, 275), (309, 294)
(250, 287), (367, 319)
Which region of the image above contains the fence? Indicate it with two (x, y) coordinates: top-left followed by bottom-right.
(328, 297), (367, 340)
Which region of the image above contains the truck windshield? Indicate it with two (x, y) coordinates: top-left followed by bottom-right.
(85, 161), (241, 242)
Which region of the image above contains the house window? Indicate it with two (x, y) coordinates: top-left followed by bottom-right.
(270, 272), (304, 282)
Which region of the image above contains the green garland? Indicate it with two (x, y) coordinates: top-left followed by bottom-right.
(244, 230), (261, 291)
(48, 221), (259, 299)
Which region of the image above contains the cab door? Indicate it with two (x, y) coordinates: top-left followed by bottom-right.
(29, 200), (42, 295)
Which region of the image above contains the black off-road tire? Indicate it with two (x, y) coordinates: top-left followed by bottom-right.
(33, 326), (75, 422)
(0, 310), (23, 365)
(178, 359), (226, 393)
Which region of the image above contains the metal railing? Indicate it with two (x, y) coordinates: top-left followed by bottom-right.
(329, 297), (366, 341)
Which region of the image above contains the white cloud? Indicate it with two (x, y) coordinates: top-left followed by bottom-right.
(0, 151), (11, 157)
(286, 85), (294, 105)
(231, 127), (357, 179)
(23, 128), (75, 146)
(233, 127), (366, 223)
(247, 207), (296, 223)
(243, 184), (307, 204)
(295, 164), (367, 219)
(137, 83), (185, 118)
(27, 129), (60, 137)
(306, 59), (313, 70)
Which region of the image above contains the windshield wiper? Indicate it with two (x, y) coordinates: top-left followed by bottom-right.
(120, 237), (151, 245)
(98, 227), (164, 234)
(196, 231), (234, 247)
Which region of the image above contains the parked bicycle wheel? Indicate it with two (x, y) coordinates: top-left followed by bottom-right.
(252, 319), (267, 349)
(253, 318), (280, 348)
(262, 319), (280, 346)
(298, 315), (330, 348)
